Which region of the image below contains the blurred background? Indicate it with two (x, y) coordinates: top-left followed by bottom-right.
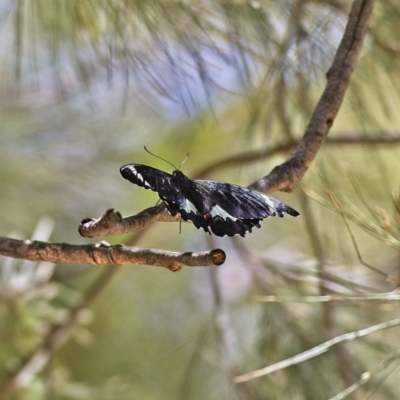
(1, 0), (400, 399)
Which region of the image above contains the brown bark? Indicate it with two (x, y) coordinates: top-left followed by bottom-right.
(0, 237), (225, 271)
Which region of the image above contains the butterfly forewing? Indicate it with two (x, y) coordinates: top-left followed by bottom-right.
(120, 164), (185, 206)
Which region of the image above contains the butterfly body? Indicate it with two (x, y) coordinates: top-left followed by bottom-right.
(120, 164), (299, 237)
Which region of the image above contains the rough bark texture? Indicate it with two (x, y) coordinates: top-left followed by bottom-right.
(79, 206), (181, 238)
(0, 237), (225, 270)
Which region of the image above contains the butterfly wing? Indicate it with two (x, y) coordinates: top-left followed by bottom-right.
(120, 164), (185, 206)
(185, 180), (299, 237)
(194, 180), (299, 218)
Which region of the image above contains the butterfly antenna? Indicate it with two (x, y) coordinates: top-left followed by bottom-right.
(144, 146), (177, 170)
(177, 153), (190, 171)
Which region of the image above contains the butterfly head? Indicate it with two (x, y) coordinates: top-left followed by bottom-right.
(173, 170), (185, 178)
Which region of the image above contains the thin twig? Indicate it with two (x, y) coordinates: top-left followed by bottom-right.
(195, 133), (400, 179)
(305, 186), (400, 249)
(194, 140), (296, 179)
(255, 291), (400, 303)
(340, 212), (400, 284)
(329, 348), (400, 400)
(234, 318), (400, 383)
(322, 190), (400, 284)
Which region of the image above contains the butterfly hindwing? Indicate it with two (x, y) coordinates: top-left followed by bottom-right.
(207, 216), (262, 237)
(176, 205), (211, 234)
(191, 180), (299, 219)
(180, 180), (298, 236)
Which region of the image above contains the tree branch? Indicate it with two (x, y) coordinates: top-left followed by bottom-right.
(79, 205), (184, 239)
(250, 0), (376, 193)
(0, 237), (225, 270)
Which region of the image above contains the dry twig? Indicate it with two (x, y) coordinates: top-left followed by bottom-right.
(0, 237), (225, 271)
(195, 133), (400, 179)
(78, 205), (181, 238)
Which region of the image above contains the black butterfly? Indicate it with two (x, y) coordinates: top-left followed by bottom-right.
(120, 164), (299, 237)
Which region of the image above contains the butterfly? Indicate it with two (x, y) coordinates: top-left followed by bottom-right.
(120, 163), (299, 237)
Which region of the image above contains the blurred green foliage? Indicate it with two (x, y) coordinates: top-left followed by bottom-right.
(1, 0), (400, 399)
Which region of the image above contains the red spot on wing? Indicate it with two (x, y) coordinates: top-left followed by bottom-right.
(204, 213), (211, 221)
